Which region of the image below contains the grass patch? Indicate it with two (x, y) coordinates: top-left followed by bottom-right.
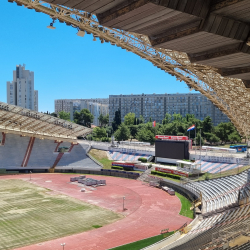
(110, 232), (174, 250)
(175, 193), (194, 219)
(92, 225), (102, 229)
(0, 179), (122, 250)
(89, 149), (113, 169)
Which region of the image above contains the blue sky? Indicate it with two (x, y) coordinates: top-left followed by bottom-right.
(0, 1), (193, 113)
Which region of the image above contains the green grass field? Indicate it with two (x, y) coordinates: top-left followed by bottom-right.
(89, 149), (113, 169)
(0, 179), (122, 250)
(110, 232), (174, 250)
(175, 193), (194, 219)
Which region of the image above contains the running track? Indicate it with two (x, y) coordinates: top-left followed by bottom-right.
(0, 174), (192, 250)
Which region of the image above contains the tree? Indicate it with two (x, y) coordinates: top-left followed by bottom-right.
(58, 111), (70, 121)
(228, 132), (241, 144)
(172, 113), (184, 124)
(162, 113), (171, 125)
(136, 128), (155, 144)
(134, 116), (137, 125)
(205, 132), (220, 145)
(139, 115), (144, 124)
(128, 125), (139, 138)
(105, 126), (113, 137)
(214, 122), (237, 143)
(203, 116), (213, 134)
(195, 132), (204, 146)
(114, 123), (130, 141)
(112, 109), (121, 132)
(98, 114), (109, 127)
(50, 112), (58, 117)
(93, 127), (107, 139)
(124, 112), (135, 126)
(74, 109), (94, 128)
(98, 114), (104, 127)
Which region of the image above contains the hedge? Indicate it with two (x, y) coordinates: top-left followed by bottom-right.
(111, 166), (134, 171)
(138, 157), (147, 163)
(111, 166), (123, 170)
(151, 171), (182, 180)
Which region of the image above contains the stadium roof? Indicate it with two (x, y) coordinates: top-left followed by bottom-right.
(0, 102), (92, 142)
(7, 0), (250, 137)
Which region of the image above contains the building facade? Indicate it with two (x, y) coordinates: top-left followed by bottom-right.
(81, 101), (109, 126)
(109, 93), (229, 126)
(55, 98), (109, 126)
(7, 64), (38, 111)
(54, 98), (109, 114)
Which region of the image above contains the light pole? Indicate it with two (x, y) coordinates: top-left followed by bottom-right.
(29, 171), (32, 181)
(61, 243), (66, 250)
(123, 196), (125, 211)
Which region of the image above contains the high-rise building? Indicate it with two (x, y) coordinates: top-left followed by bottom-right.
(55, 98), (109, 126)
(7, 64), (38, 111)
(109, 93), (229, 126)
(81, 101), (109, 126)
(54, 98), (109, 114)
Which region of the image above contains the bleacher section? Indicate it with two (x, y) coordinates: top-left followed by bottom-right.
(109, 150), (152, 161)
(146, 169), (250, 250)
(185, 171), (248, 214)
(27, 138), (58, 167)
(197, 160), (243, 173)
(0, 134), (30, 168)
(58, 143), (100, 169)
(0, 134), (100, 169)
(162, 204), (250, 250)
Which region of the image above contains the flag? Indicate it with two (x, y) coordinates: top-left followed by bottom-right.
(187, 125), (195, 131)
(152, 121), (156, 127)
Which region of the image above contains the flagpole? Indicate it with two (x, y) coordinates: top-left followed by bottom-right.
(200, 128), (202, 174)
(195, 126), (196, 161)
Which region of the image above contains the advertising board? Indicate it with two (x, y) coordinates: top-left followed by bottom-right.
(155, 166), (189, 177)
(155, 135), (189, 140)
(112, 162), (135, 169)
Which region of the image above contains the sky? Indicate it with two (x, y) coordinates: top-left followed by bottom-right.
(0, 1), (194, 113)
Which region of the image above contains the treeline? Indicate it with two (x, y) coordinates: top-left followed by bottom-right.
(56, 109), (242, 145)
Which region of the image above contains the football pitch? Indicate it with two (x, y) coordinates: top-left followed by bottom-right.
(0, 179), (122, 250)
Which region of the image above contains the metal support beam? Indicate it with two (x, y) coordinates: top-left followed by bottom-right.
(9, 0), (250, 138)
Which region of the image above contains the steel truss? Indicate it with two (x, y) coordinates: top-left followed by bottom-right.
(9, 0), (250, 137)
(0, 101), (92, 141)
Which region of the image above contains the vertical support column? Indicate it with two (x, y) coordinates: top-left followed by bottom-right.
(51, 152), (64, 169)
(21, 137), (35, 167)
(1, 132), (6, 145)
(247, 141), (250, 159)
(68, 142), (78, 152)
(54, 140), (63, 152)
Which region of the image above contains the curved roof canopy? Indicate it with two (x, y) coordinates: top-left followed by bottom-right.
(0, 102), (92, 142)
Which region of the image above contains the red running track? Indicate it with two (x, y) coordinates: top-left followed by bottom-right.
(0, 174), (192, 250)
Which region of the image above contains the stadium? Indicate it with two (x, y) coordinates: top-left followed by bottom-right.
(1, 0), (250, 250)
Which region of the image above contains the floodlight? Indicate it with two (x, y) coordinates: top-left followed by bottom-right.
(77, 30), (85, 37)
(47, 22), (56, 30)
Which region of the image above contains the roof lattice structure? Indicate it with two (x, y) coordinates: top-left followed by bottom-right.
(8, 0), (250, 137)
(0, 101), (92, 141)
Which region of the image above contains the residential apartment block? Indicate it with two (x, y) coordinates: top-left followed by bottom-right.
(81, 101), (109, 126)
(109, 93), (229, 126)
(7, 64), (38, 111)
(54, 98), (109, 114)
(54, 98), (109, 126)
